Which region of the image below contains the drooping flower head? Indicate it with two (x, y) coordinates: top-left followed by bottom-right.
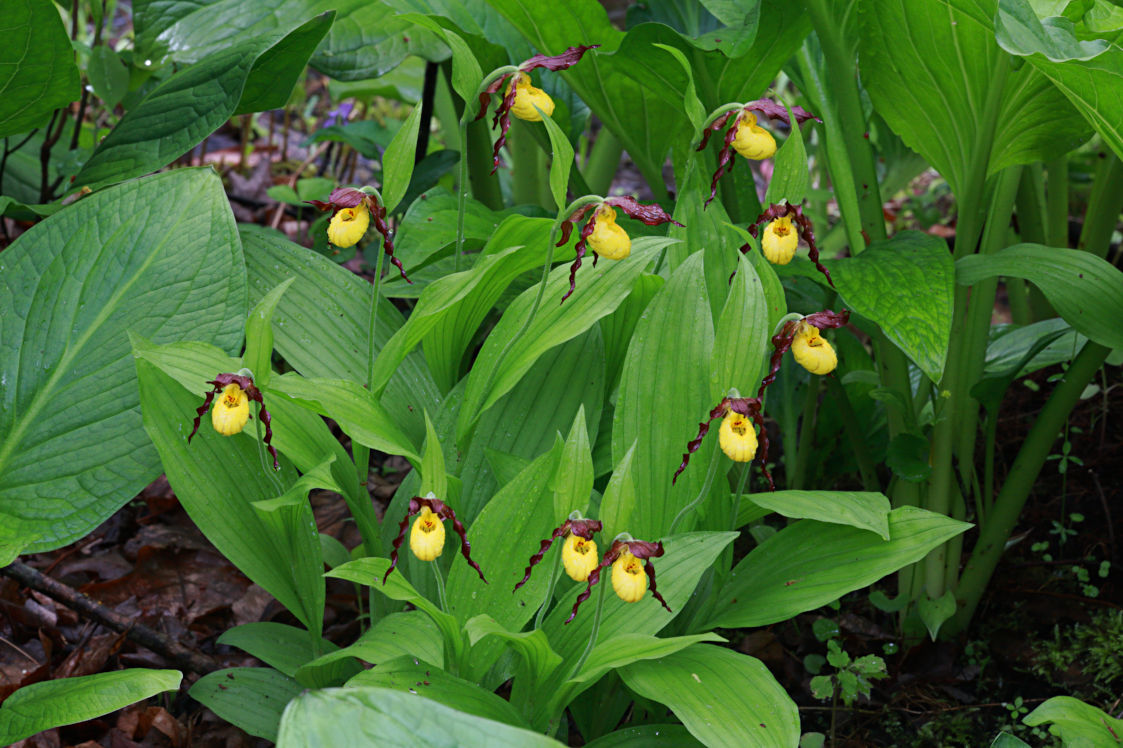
(745, 202), (833, 287)
(698, 100), (820, 208)
(307, 187), (411, 284)
(477, 45), (598, 174)
(674, 396), (773, 491)
(759, 310), (849, 391)
(556, 196), (682, 303)
(384, 495), (486, 585)
(513, 516), (603, 591)
(566, 537), (670, 622)
(188, 372), (278, 470)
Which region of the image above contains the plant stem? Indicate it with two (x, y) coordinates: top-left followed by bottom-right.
(947, 340), (1110, 635)
(729, 462), (752, 531)
(571, 577), (608, 678)
(826, 375), (880, 492)
(254, 402), (284, 495)
(583, 128), (623, 195)
(1045, 157), (1069, 249)
(534, 543), (564, 630)
(455, 116), (470, 273)
(1078, 149), (1123, 258)
(670, 445), (723, 535)
(466, 118), (503, 210)
(431, 559), (449, 613)
(790, 376), (821, 490)
(509, 118), (544, 209)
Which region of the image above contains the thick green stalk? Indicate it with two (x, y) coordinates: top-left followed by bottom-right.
(1010, 167), (1049, 325)
(533, 544), (563, 630)
(466, 118), (503, 210)
(571, 577), (609, 678)
(826, 376), (880, 492)
(947, 341), (1110, 634)
(254, 402), (284, 496)
(1077, 149), (1123, 258)
(790, 377), (821, 490)
(583, 127), (623, 196)
(669, 445), (723, 535)
(1045, 157), (1069, 249)
(509, 118), (545, 210)
(431, 559), (449, 614)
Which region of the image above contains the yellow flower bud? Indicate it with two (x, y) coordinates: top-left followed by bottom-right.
(761, 215), (798, 265)
(327, 206), (370, 248)
(791, 323), (838, 375)
(718, 411), (758, 462)
(731, 113), (777, 160)
(509, 73), (555, 122)
(410, 506), (445, 561)
(612, 550), (648, 603)
(561, 534), (599, 582)
(587, 206), (631, 260)
(211, 383), (250, 436)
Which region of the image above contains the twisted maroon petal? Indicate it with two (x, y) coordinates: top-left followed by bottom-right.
(673, 399), (731, 484)
(514, 520), (571, 592)
(744, 99), (821, 125)
(434, 499), (486, 584)
(383, 498), (418, 585)
(749, 203), (834, 288)
(566, 545), (620, 624)
(370, 201), (411, 284)
(188, 388), (218, 443)
(643, 558), (672, 613)
(246, 386), (279, 471)
(562, 213), (599, 304)
(476, 73), (513, 122)
(704, 114), (742, 209)
(606, 196), (683, 228)
(489, 82), (520, 174)
(519, 44), (599, 72)
(697, 111), (736, 152)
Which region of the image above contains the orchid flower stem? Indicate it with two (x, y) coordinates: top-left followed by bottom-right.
(571, 577), (608, 678)
(254, 403), (284, 496)
(670, 445), (723, 535)
(366, 240), (387, 388)
(826, 375), (881, 492)
(729, 462), (752, 531)
(790, 376), (821, 491)
(455, 117), (469, 273)
(431, 559), (449, 614)
(533, 545), (564, 631)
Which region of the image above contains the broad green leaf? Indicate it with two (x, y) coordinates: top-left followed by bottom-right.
(707, 507), (971, 629)
(764, 103), (810, 206)
(543, 533), (737, 664)
(456, 327), (605, 524)
(420, 411), (448, 499)
(1022, 44), (1123, 159)
(347, 654), (531, 728)
(1023, 696), (1123, 746)
(276, 687), (562, 747)
(0, 169), (244, 551)
(584, 725), (703, 747)
(446, 442), (564, 627)
(620, 645), (799, 748)
(990, 733), (1032, 748)
(860, 0), (1091, 196)
(612, 252), (714, 539)
(0, 669), (181, 745)
(572, 632), (725, 686)
(711, 251), (770, 402)
(0, 0), (80, 138)
(917, 589), (958, 641)
(240, 226), (440, 448)
(668, 156), (737, 317)
(538, 109), (575, 212)
(217, 622), (340, 678)
(298, 611), (440, 686)
(464, 614), (563, 692)
(830, 231), (954, 383)
(244, 277), (295, 388)
(554, 406), (594, 517)
(381, 102), (424, 213)
(393, 187), (529, 270)
(266, 373), (420, 463)
(88, 46), (130, 111)
(652, 43), (706, 130)
(189, 668), (302, 742)
(957, 243), (1123, 350)
(0, 512), (39, 566)
(747, 491), (892, 540)
(458, 240), (671, 439)
(74, 18), (330, 190)
(598, 442), (637, 542)
(310, 2), (447, 80)
(235, 12), (335, 114)
(599, 273), (663, 391)
(396, 14), (483, 108)
(984, 318), (1084, 378)
(995, 0), (1109, 61)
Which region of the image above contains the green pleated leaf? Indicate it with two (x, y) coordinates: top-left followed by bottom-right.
(74, 17), (330, 191)
(711, 251), (771, 402)
(707, 507), (971, 629)
(555, 407), (594, 517)
(538, 109), (575, 212)
(764, 103), (810, 206)
(298, 611), (440, 687)
(830, 231), (954, 383)
(598, 442), (637, 542)
(1023, 695), (1123, 746)
(189, 668), (302, 743)
(240, 226), (439, 449)
(244, 277), (295, 389)
(458, 240), (670, 440)
(0, 669), (181, 745)
(88, 45), (130, 111)
(995, 0), (1108, 62)
(572, 632), (725, 685)
(747, 490), (892, 540)
(957, 243), (1123, 350)
(620, 645), (799, 748)
(381, 102), (424, 214)
(0, 169), (244, 552)
(860, 0), (1091, 195)
(584, 725), (703, 747)
(217, 622), (340, 678)
(464, 614), (563, 692)
(347, 654), (531, 728)
(612, 252), (714, 540)
(393, 187), (527, 270)
(276, 687), (563, 747)
(0, 0), (80, 138)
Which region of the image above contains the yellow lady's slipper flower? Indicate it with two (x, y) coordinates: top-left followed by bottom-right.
(410, 505), (445, 561)
(731, 113), (777, 160)
(586, 205), (630, 261)
(562, 533), (599, 582)
(188, 372), (279, 470)
(612, 550), (648, 603)
(211, 383), (250, 436)
(718, 411), (758, 462)
(791, 322), (838, 375)
(761, 215), (798, 265)
(385, 496), (486, 584)
(509, 73), (555, 122)
(327, 206), (370, 248)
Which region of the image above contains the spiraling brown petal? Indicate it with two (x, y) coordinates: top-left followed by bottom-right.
(696, 111), (737, 152)
(562, 213), (600, 304)
(606, 196), (683, 227)
(519, 44), (599, 72)
(188, 373), (277, 469)
(743, 99), (821, 125)
(748, 203), (833, 287)
(704, 114), (743, 208)
(673, 399), (731, 484)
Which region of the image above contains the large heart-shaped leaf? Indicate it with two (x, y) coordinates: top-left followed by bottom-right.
(0, 169), (244, 551)
(830, 231), (954, 383)
(0, 0), (80, 138)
